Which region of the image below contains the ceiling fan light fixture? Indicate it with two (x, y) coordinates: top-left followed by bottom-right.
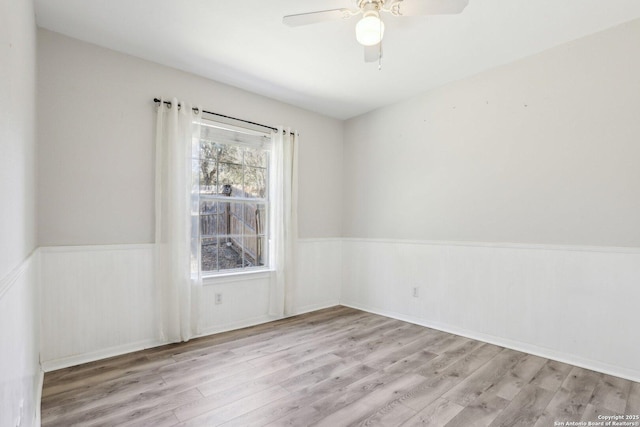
(355, 11), (384, 46)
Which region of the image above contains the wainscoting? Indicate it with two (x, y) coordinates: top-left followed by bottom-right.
(0, 252), (41, 427)
(39, 239), (342, 371)
(39, 244), (158, 371)
(38, 237), (640, 383)
(341, 238), (640, 382)
(199, 238), (342, 337)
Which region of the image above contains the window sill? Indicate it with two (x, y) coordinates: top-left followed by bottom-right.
(202, 268), (274, 285)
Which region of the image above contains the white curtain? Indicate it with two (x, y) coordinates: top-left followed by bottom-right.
(154, 98), (202, 342)
(269, 127), (299, 317)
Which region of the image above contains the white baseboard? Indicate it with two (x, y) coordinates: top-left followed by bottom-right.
(41, 339), (166, 372)
(196, 302), (341, 338)
(291, 301), (340, 316)
(341, 302), (640, 383)
(196, 315), (277, 339)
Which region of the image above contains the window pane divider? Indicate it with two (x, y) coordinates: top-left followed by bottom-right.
(199, 195), (268, 203)
(201, 233), (266, 239)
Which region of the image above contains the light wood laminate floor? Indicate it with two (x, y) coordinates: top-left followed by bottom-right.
(41, 306), (640, 426)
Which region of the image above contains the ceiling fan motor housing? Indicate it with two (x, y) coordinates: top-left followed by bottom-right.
(357, 0), (385, 12)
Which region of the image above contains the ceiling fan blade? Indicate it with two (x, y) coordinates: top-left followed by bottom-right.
(283, 9), (356, 27)
(364, 43), (382, 63)
(393, 0), (469, 16)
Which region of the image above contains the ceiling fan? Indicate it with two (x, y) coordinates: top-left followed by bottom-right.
(283, 0), (469, 63)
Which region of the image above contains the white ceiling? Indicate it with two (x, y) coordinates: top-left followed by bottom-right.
(34, 0), (640, 119)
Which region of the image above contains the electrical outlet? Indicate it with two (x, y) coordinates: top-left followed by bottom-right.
(215, 293), (222, 304)
(412, 287), (419, 298)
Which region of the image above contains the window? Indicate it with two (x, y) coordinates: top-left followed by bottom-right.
(194, 120), (272, 275)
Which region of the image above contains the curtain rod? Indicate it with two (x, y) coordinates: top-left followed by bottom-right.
(153, 98), (294, 135)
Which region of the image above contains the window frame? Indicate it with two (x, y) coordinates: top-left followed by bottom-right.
(194, 118), (273, 278)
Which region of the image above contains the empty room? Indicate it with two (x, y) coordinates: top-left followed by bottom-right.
(2, 0), (640, 426)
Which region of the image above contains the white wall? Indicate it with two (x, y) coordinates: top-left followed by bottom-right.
(342, 240), (640, 381)
(0, 258), (41, 427)
(39, 239), (342, 370)
(342, 19), (640, 381)
(37, 30), (344, 369)
(37, 29), (343, 245)
(195, 238), (343, 336)
(39, 245), (158, 369)
(0, 0), (40, 425)
(35, 15), (640, 388)
(344, 19), (640, 247)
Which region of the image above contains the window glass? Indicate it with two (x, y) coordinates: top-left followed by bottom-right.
(195, 122), (271, 275)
